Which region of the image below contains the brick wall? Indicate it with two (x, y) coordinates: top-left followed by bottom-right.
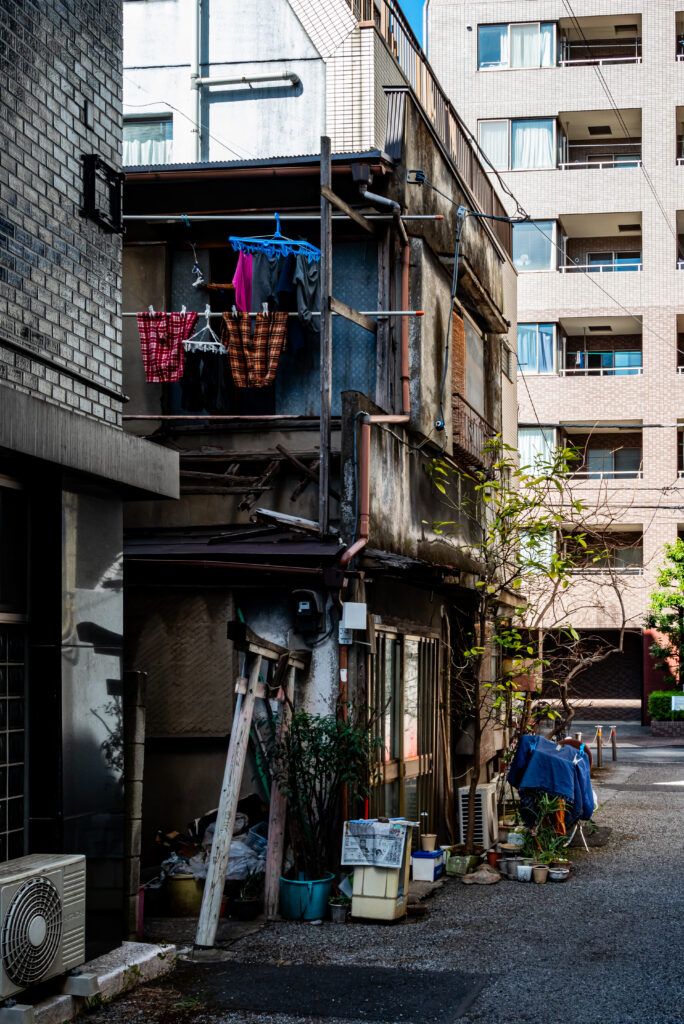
(0, 0), (124, 426)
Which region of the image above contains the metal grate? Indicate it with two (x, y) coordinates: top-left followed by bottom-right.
(0, 626), (26, 862)
(1, 877), (62, 986)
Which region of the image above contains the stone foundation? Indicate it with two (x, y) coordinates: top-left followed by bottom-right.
(650, 720), (684, 736)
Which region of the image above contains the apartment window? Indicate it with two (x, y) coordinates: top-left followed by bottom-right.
(465, 318), (485, 416)
(123, 116), (173, 166)
(0, 481), (27, 616)
(479, 119), (555, 170)
(518, 324), (555, 374)
(478, 22), (556, 70)
(587, 250), (641, 272)
(585, 447), (642, 479)
(502, 343), (514, 380)
(513, 220), (557, 271)
(519, 427), (555, 470)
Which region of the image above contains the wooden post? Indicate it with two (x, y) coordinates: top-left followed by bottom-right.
(596, 725), (603, 768)
(123, 671), (146, 940)
(263, 665), (296, 921)
(611, 726), (617, 761)
(319, 136), (332, 535)
(195, 654), (262, 948)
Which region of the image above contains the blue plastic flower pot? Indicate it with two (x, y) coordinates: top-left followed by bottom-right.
(279, 873), (334, 920)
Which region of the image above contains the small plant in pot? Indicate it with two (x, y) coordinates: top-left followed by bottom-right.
(270, 703), (380, 920)
(328, 893), (351, 923)
(230, 868), (264, 921)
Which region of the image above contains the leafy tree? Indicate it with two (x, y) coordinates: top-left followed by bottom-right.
(645, 538), (684, 687)
(428, 439), (635, 852)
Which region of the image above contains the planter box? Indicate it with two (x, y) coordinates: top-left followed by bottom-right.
(651, 720), (684, 736)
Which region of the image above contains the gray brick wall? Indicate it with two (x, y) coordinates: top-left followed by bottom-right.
(0, 0), (124, 427)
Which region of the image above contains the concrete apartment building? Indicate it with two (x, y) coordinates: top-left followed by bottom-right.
(0, 0), (177, 950)
(428, 1), (684, 722)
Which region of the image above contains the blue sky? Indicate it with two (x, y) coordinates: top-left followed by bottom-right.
(401, 0), (424, 45)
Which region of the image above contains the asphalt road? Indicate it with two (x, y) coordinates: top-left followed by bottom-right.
(88, 751), (684, 1024)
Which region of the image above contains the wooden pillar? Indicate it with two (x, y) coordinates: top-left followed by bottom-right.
(195, 654), (262, 948)
(319, 135), (332, 534)
(123, 670), (146, 940)
(263, 665), (296, 921)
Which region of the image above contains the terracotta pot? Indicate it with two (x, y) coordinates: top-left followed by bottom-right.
(532, 865), (549, 884)
(487, 850), (499, 868)
(420, 834), (437, 852)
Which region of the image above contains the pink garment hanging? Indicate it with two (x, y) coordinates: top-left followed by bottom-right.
(232, 251), (253, 312)
(137, 311), (197, 383)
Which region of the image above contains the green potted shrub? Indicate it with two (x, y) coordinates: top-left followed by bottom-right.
(270, 705), (379, 920)
(328, 893), (351, 924)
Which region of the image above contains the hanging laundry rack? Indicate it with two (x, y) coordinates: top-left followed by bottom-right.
(123, 309), (424, 318)
(228, 212), (321, 264)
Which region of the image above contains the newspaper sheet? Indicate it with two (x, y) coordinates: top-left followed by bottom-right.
(340, 819), (408, 869)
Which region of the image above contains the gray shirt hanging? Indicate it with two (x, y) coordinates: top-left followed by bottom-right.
(293, 253), (320, 333)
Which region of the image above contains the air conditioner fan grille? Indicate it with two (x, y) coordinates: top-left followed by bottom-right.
(2, 877), (62, 986)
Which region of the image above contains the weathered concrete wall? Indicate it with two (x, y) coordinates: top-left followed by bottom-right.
(124, 0), (327, 163)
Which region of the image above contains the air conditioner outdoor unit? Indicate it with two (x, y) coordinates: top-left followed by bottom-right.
(0, 854), (86, 1001)
(458, 780), (499, 848)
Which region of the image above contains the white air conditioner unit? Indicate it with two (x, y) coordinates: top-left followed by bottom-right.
(0, 854), (86, 1000)
(458, 781), (499, 848)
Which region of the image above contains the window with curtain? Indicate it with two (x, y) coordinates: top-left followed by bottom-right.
(511, 119), (555, 169)
(479, 120), (509, 170)
(513, 220), (556, 271)
(517, 323), (555, 373)
(123, 116), (173, 166)
(479, 119), (556, 170)
(519, 427), (555, 469)
(478, 22), (556, 69)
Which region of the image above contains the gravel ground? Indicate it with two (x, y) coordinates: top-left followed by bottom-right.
(87, 758), (684, 1024)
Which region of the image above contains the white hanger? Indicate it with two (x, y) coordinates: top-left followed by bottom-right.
(184, 305), (224, 353)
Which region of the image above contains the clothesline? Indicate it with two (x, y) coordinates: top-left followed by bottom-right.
(123, 310), (424, 317)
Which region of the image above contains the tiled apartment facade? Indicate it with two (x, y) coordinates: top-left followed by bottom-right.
(429, 1), (684, 718)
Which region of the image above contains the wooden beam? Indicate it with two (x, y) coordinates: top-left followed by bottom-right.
(238, 459), (280, 512)
(195, 653), (262, 948)
(276, 443), (340, 501)
(330, 296), (377, 335)
(289, 458), (319, 501)
(319, 184), (375, 235)
(263, 663), (296, 921)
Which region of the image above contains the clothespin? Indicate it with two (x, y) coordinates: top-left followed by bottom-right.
(181, 214), (191, 228)
(262, 301), (269, 317)
(180, 304), (187, 314)
(231, 304), (238, 317)
(148, 304), (155, 314)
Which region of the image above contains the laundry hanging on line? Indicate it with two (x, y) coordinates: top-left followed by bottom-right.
(221, 311), (288, 388)
(137, 310), (197, 383)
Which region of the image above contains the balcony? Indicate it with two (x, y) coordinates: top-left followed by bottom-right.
(560, 424), (643, 480)
(564, 529), (644, 575)
(558, 14), (642, 66)
(559, 211), (642, 274)
(452, 393), (495, 469)
(558, 316), (642, 377)
(677, 14), (684, 60)
(558, 108), (641, 171)
(676, 212), (684, 268)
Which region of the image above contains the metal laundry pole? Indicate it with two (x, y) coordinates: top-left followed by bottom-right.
(319, 137), (332, 535)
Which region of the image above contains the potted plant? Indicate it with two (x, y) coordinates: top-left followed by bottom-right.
(270, 705), (379, 921)
(230, 868), (264, 921)
(328, 894), (351, 923)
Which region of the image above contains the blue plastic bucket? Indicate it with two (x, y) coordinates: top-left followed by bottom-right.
(279, 873), (334, 920)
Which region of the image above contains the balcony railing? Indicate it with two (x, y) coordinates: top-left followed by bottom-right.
(560, 366), (642, 376)
(559, 38), (642, 66)
(571, 469), (643, 480)
(559, 144), (641, 171)
(560, 260), (642, 273)
(569, 565), (643, 575)
(452, 392), (495, 468)
(347, 0), (512, 256)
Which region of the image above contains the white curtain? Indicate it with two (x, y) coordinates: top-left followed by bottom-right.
(512, 119), (554, 169)
(511, 119), (557, 169)
(478, 24), (509, 68)
(480, 120), (509, 170)
(519, 427), (555, 469)
(122, 138), (173, 167)
(513, 221), (555, 271)
(538, 324), (554, 371)
(517, 324), (538, 372)
(540, 23), (554, 66)
(510, 23), (539, 67)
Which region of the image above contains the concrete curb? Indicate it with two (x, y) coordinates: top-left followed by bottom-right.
(32, 941), (177, 1024)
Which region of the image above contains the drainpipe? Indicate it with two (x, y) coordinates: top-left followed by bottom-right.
(423, 0), (431, 58)
(195, 72), (301, 88)
(190, 0), (201, 162)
